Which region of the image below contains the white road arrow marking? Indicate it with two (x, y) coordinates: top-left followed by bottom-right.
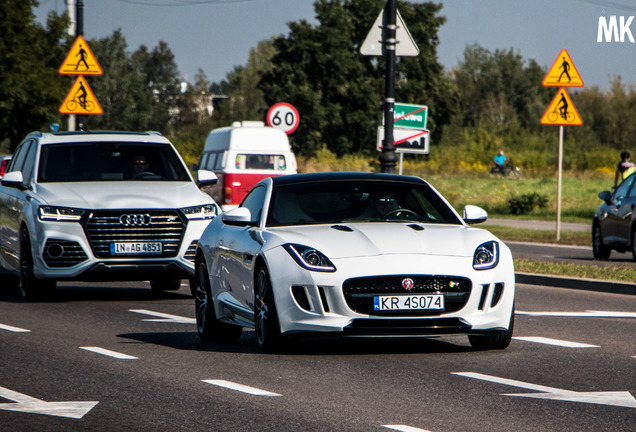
(517, 310), (636, 318)
(383, 426), (432, 432)
(453, 372), (636, 409)
(80, 346), (138, 359)
(513, 336), (599, 348)
(0, 386), (98, 419)
(129, 309), (195, 324)
(0, 323), (30, 332)
(202, 380), (281, 396)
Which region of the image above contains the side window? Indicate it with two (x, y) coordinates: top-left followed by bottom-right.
(198, 153), (209, 171)
(8, 140), (33, 173)
(240, 185), (267, 222)
(206, 153), (218, 171)
(215, 151), (226, 170)
(615, 174), (634, 200)
(21, 140), (38, 184)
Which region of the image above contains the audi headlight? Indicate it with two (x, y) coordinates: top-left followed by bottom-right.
(180, 204), (218, 220)
(473, 241), (499, 270)
(39, 206), (84, 222)
(283, 244), (336, 272)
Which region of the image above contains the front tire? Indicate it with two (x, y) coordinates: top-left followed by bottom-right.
(254, 265), (284, 352)
(195, 261), (242, 342)
(19, 230), (55, 300)
(592, 225), (611, 260)
(468, 308), (514, 351)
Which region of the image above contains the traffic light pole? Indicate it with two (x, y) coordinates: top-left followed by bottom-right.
(380, 0), (397, 174)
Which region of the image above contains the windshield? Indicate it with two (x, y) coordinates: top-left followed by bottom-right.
(266, 180), (462, 227)
(37, 142), (190, 182)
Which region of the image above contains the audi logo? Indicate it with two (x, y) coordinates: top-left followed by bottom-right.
(119, 213), (152, 226)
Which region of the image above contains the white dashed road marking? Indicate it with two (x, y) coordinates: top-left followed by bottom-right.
(202, 380), (281, 396)
(0, 323), (30, 332)
(513, 337), (599, 348)
(80, 347), (138, 359)
(129, 309), (195, 324)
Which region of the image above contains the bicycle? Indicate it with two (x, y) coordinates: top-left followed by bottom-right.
(66, 96), (95, 112)
(547, 105), (574, 123)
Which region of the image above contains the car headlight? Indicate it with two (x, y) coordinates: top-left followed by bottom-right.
(283, 244), (336, 272)
(39, 206), (85, 222)
(180, 204), (218, 220)
(473, 241), (499, 270)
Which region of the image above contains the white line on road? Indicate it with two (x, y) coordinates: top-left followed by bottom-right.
(383, 426), (432, 432)
(517, 310), (636, 318)
(129, 309), (195, 324)
(80, 347), (138, 359)
(202, 380), (281, 396)
(513, 336), (599, 348)
(0, 323), (30, 332)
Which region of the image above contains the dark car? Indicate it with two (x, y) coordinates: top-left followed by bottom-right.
(0, 155), (11, 179)
(592, 172), (636, 260)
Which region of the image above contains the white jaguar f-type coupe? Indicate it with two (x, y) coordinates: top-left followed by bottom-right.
(194, 172), (515, 351)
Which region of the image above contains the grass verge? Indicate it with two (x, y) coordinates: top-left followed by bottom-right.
(514, 258), (636, 284)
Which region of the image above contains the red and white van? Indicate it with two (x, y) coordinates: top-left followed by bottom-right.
(197, 121), (297, 211)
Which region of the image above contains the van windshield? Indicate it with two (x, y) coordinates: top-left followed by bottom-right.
(236, 154), (286, 171)
(38, 142), (190, 182)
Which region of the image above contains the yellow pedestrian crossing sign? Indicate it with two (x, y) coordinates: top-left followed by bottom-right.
(59, 36), (103, 75)
(59, 76), (103, 115)
(540, 88), (582, 126)
(542, 49), (583, 87)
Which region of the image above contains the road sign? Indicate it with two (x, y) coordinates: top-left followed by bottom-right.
(377, 127), (429, 154)
(59, 36), (103, 76)
(267, 102), (299, 134)
(360, 9), (419, 56)
(59, 76), (103, 115)
(542, 49), (583, 87)
(384, 103), (428, 129)
(540, 88), (582, 126)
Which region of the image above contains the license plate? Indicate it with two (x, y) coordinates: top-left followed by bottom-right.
(373, 294), (444, 311)
(110, 242), (162, 255)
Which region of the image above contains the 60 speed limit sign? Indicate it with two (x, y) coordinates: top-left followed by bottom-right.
(267, 102), (299, 134)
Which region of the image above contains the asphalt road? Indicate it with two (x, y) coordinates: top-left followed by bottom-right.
(0, 281), (634, 432)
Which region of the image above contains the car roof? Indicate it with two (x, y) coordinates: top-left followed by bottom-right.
(26, 131), (171, 145)
(270, 171), (427, 186)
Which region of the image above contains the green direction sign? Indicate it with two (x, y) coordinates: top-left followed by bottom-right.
(390, 103), (428, 129)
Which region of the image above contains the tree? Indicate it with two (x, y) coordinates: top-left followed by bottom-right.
(86, 31), (182, 133)
(259, 0), (452, 157)
(0, 1), (68, 152)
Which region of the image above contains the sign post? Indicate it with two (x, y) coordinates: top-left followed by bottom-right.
(541, 50), (584, 240)
(360, 0), (419, 174)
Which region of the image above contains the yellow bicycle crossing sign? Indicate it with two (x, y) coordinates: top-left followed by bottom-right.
(59, 76), (103, 115)
(540, 88), (582, 126)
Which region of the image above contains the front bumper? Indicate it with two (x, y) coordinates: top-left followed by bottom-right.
(265, 248), (515, 337)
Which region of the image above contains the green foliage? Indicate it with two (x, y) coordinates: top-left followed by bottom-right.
(0, 1), (69, 151)
(507, 192), (548, 215)
(258, 0), (451, 158)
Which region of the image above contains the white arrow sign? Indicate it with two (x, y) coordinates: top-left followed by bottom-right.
(453, 372), (636, 409)
(0, 386), (98, 419)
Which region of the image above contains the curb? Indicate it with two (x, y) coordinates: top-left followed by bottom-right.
(516, 272), (636, 296)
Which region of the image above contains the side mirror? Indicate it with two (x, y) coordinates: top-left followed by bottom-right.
(221, 207), (257, 227)
(0, 171), (27, 190)
(598, 190), (612, 204)
(197, 169), (218, 187)
(463, 205), (488, 225)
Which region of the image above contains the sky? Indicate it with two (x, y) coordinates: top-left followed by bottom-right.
(35, 0), (636, 91)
